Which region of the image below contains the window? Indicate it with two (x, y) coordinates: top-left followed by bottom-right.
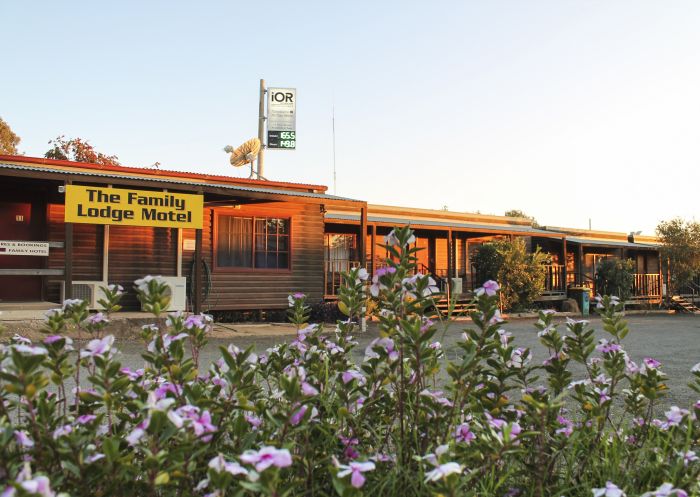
(216, 215), (290, 269)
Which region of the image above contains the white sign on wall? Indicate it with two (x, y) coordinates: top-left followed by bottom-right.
(267, 87), (296, 149)
(0, 241), (50, 256)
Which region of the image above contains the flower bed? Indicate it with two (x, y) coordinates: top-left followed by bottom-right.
(1, 227), (698, 497)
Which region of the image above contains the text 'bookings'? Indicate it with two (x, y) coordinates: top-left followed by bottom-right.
(64, 185), (203, 229)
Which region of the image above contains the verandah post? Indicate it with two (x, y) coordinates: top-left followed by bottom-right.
(64, 179), (73, 300)
(359, 207), (367, 267)
(562, 237), (567, 292)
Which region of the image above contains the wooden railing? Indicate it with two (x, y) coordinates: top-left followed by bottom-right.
(543, 265), (566, 294)
(631, 273), (661, 299)
(325, 259), (361, 297)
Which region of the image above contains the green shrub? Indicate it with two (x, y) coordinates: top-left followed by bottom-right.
(474, 239), (549, 311)
(595, 258), (635, 303)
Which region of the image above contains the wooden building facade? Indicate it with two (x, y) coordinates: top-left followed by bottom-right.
(0, 155), (366, 312)
(324, 205), (663, 306)
(0, 154), (662, 312)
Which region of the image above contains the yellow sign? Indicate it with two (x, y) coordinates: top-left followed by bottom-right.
(64, 185), (203, 229)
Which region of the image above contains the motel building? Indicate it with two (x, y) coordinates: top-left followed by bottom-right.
(0, 154), (663, 316)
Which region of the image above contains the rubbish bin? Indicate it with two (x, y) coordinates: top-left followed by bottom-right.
(568, 287), (591, 317)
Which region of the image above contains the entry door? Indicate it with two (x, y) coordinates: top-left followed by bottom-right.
(0, 202), (43, 301)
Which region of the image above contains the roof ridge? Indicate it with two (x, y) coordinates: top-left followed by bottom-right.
(0, 155), (327, 193)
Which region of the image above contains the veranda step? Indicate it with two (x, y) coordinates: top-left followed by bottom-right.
(671, 296), (700, 313)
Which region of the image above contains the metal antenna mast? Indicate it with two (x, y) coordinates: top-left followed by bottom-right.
(257, 78), (266, 180)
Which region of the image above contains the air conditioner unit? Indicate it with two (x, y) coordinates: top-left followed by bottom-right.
(60, 281), (109, 309)
(160, 276), (187, 312)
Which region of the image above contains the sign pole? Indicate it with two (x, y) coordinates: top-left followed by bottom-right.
(257, 78), (266, 180)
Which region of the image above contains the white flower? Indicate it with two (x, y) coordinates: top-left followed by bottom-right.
(424, 462), (463, 482)
(593, 481), (625, 497)
(13, 344), (48, 356)
(640, 483), (688, 497)
(80, 335), (115, 359)
(208, 454), (248, 476)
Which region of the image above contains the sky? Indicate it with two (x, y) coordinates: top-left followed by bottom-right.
(2, 1), (699, 235)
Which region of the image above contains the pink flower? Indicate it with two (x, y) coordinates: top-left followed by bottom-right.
(454, 423), (475, 444)
(126, 419), (149, 446)
(52, 424), (73, 439)
(86, 312), (109, 325)
(340, 435), (359, 459)
(287, 292), (306, 306)
(20, 476), (54, 497)
(191, 410), (217, 441)
(14, 430), (34, 448)
(596, 339), (622, 354)
(370, 267), (396, 296)
(476, 280), (500, 297)
(239, 446), (293, 472)
(365, 337), (398, 361)
(663, 406), (688, 428)
(76, 414), (97, 424)
(245, 413), (263, 430)
(342, 370), (366, 385)
(301, 382), (319, 397)
(681, 450), (698, 466)
(556, 416), (574, 437)
(419, 389), (453, 407)
(290, 405), (308, 425)
(643, 357), (661, 370)
(336, 461), (375, 488)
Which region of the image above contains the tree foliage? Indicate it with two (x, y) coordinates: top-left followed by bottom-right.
(595, 258), (635, 302)
(656, 218), (700, 294)
(474, 238), (549, 311)
(0, 116), (21, 155)
(473, 243), (502, 286)
(45, 135), (121, 167)
(504, 209), (539, 228)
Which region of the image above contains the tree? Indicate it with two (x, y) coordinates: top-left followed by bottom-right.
(473, 243), (502, 287)
(474, 238), (549, 311)
(656, 218), (700, 294)
(504, 209), (539, 228)
(45, 135), (120, 167)
(0, 117), (21, 154)
(595, 258), (635, 302)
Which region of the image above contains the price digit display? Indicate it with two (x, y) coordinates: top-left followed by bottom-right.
(267, 131), (296, 149)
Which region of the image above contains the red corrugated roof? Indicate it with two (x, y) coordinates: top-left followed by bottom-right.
(0, 155), (328, 193)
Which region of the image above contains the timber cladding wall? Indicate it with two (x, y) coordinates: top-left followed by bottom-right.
(182, 202), (325, 311)
(107, 225), (178, 309)
(47, 204), (103, 303)
(47, 203), (178, 309)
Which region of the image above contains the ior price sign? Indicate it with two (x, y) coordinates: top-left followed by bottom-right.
(267, 88), (296, 150)
(267, 131), (296, 149)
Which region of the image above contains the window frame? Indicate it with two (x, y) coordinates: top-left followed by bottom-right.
(213, 209), (293, 273)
